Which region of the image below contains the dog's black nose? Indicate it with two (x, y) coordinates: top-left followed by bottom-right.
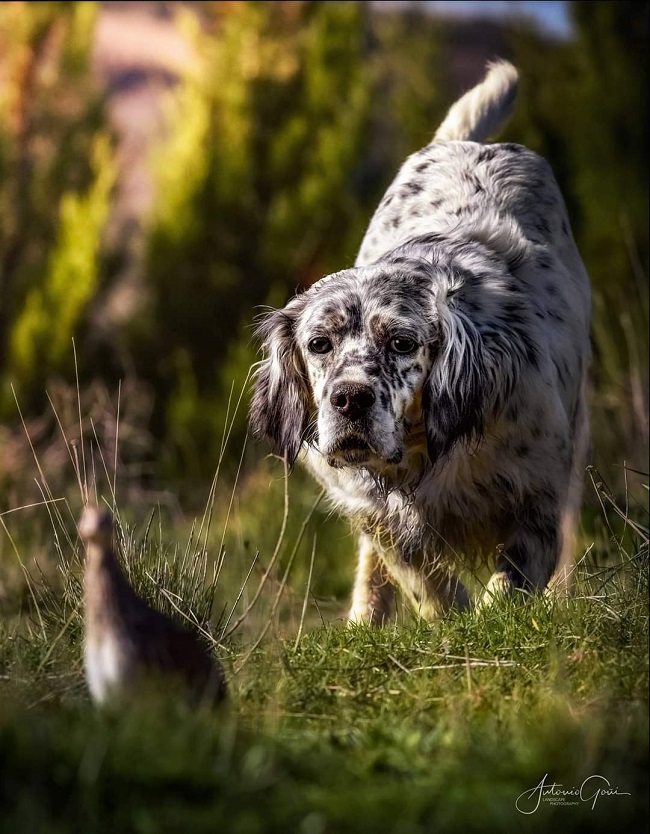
(330, 383), (376, 420)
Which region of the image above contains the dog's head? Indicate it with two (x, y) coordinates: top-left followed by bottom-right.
(251, 243), (528, 472)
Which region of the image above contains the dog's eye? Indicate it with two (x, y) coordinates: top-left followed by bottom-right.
(389, 336), (418, 354)
(308, 336), (333, 355)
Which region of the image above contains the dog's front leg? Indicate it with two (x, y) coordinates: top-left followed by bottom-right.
(348, 533), (395, 626)
(387, 556), (470, 620)
(418, 564), (471, 618)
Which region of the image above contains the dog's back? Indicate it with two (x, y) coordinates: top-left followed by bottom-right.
(357, 61), (587, 291)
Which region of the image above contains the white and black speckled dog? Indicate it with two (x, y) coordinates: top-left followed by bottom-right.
(250, 61), (591, 623)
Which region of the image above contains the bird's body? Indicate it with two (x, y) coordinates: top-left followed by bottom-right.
(79, 507), (227, 707)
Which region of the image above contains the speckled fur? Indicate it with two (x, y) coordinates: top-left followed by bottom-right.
(250, 62), (591, 622)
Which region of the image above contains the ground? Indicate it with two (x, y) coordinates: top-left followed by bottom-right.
(0, 463), (647, 833)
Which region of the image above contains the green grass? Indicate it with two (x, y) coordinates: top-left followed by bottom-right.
(0, 444), (648, 833)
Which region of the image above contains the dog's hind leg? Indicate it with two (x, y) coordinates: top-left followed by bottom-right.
(549, 374), (591, 595)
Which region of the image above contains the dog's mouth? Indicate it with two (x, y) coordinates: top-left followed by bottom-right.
(327, 436), (373, 466)
(325, 436), (404, 469)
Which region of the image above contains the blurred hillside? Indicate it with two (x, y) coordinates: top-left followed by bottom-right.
(0, 0), (647, 507)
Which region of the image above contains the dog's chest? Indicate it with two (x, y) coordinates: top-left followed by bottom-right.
(306, 447), (505, 555)
(306, 438), (518, 562)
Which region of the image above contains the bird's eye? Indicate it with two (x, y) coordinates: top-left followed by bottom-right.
(308, 336), (333, 354)
(389, 336), (418, 354)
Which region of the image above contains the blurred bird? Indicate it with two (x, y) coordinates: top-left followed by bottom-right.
(79, 506), (227, 708)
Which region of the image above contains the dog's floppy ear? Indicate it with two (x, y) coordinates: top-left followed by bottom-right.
(423, 297), (491, 463)
(250, 305), (310, 465)
(423, 245), (531, 464)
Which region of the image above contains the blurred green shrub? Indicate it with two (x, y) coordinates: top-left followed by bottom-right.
(0, 1), (114, 415)
(8, 133), (114, 386)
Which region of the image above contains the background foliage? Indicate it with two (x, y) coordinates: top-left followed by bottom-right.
(1, 0), (647, 493)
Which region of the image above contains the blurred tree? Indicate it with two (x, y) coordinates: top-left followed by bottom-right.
(0, 1), (114, 415)
(372, 4), (445, 161)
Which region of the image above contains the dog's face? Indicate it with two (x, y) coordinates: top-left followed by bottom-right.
(251, 260), (448, 471)
(293, 266), (435, 469)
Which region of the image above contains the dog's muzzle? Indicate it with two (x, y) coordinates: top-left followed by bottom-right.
(323, 382), (404, 467)
(323, 383), (376, 465)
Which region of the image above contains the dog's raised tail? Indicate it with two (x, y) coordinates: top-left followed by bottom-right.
(434, 60), (519, 143)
